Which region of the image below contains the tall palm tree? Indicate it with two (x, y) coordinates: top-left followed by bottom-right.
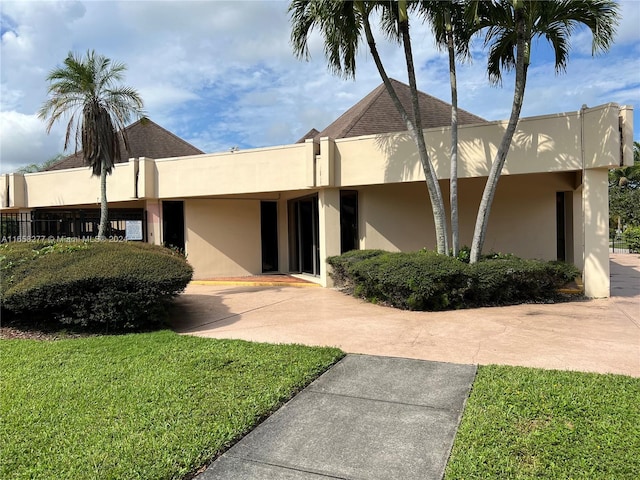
(38, 50), (144, 239)
(418, 0), (473, 256)
(289, 0), (450, 254)
(467, 0), (618, 263)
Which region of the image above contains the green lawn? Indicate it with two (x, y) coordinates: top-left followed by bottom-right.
(445, 365), (640, 479)
(4, 333), (638, 480)
(0, 331), (343, 480)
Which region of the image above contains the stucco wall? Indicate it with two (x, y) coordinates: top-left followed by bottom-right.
(359, 182), (436, 252)
(154, 143), (312, 199)
(21, 162), (136, 208)
(461, 173), (574, 260)
(335, 103), (623, 188)
(184, 199), (261, 279)
(359, 172), (577, 261)
(179, 171), (588, 282)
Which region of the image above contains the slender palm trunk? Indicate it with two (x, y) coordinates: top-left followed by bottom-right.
(362, 14), (448, 254)
(446, 14), (459, 257)
(399, 17), (449, 254)
(98, 157), (108, 239)
(470, 8), (528, 263)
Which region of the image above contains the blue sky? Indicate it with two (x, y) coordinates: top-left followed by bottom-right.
(1, 0), (638, 173)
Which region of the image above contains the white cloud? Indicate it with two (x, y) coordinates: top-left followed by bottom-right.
(1, 1), (87, 112)
(616, 0), (640, 45)
(0, 111), (64, 173)
(139, 84), (201, 112)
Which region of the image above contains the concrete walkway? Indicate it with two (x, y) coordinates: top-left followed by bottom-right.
(172, 254), (639, 377)
(198, 356), (476, 480)
(181, 254), (638, 479)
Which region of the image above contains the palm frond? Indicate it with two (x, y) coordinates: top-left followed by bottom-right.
(418, 0), (474, 60)
(289, 0), (365, 79)
(378, 0), (401, 43)
(38, 49), (145, 176)
(486, 31), (516, 84)
(475, 0), (618, 84)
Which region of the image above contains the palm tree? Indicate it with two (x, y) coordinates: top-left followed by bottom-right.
(38, 50), (144, 239)
(16, 154), (65, 174)
(609, 141), (640, 189)
(418, 0), (473, 256)
(610, 165), (640, 189)
(289, 0), (450, 254)
(467, 0), (618, 263)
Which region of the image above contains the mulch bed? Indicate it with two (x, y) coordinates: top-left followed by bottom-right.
(0, 325), (94, 341)
(1, 315), (164, 340)
(0, 315), (100, 341)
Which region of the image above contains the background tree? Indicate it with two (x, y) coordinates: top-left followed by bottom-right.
(15, 154), (65, 174)
(289, 0), (450, 254)
(38, 50), (144, 239)
(609, 141), (640, 189)
(467, 0), (619, 263)
(609, 141), (640, 233)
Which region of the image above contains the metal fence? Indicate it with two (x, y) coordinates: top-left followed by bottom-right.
(1, 209), (146, 243)
(610, 232), (630, 253)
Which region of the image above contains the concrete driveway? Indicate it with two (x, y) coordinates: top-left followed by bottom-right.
(171, 254), (639, 377)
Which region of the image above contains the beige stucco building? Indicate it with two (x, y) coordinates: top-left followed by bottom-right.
(1, 81), (634, 297)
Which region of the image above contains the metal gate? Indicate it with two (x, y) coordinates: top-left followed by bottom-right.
(1, 209), (146, 242)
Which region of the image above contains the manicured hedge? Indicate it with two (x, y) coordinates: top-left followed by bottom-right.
(326, 249), (386, 287)
(1, 241), (193, 329)
(327, 250), (580, 311)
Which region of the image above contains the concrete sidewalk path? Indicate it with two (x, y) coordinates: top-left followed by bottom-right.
(197, 355), (476, 480)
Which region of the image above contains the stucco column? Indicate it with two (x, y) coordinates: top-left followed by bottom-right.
(8, 174), (26, 208)
(18, 209), (32, 237)
(582, 168), (610, 298)
(145, 200), (162, 245)
(318, 189), (341, 287)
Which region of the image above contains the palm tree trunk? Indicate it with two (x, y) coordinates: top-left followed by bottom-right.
(470, 6), (528, 263)
(399, 16), (449, 254)
(446, 12), (459, 257)
(362, 13), (449, 254)
(98, 157), (108, 240)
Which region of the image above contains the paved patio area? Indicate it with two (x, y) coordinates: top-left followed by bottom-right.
(171, 254), (640, 377)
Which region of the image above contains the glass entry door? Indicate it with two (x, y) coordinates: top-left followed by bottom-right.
(288, 195), (320, 276)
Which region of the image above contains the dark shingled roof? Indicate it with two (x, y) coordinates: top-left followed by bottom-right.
(296, 128), (321, 144)
(44, 118), (204, 171)
(302, 78), (486, 143)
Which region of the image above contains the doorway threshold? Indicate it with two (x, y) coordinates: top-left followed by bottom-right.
(191, 274), (320, 288)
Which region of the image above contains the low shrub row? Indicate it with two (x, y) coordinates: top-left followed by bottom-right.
(1, 241), (193, 330)
(327, 250), (580, 311)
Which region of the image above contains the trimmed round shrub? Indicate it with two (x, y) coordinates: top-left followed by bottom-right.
(327, 249), (580, 311)
(1, 241), (193, 330)
(350, 251), (469, 310)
